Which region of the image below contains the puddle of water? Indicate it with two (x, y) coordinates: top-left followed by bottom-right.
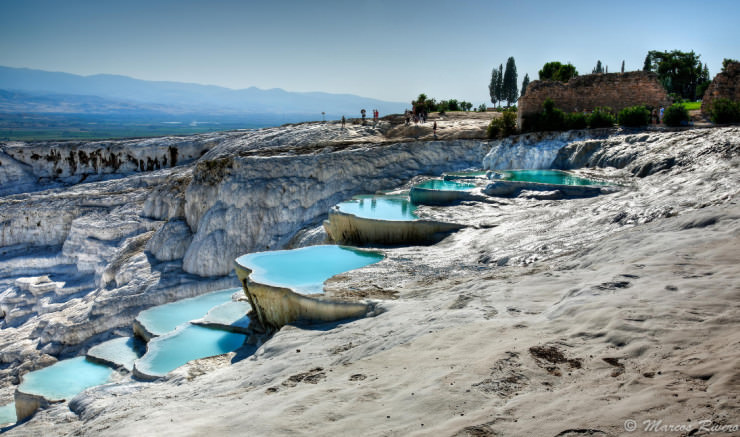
(414, 179), (475, 191)
(336, 195), (418, 221)
(0, 402), (16, 427)
(236, 245), (384, 295)
(18, 357), (113, 401)
(134, 325), (246, 377)
(136, 288), (241, 336)
(496, 170), (608, 186)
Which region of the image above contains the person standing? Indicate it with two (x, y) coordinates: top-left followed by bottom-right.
(659, 106), (664, 124)
(433, 121), (437, 138)
(341, 116), (346, 129)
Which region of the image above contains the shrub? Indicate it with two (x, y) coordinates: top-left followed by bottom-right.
(565, 112), (588, 130)
(588, 107), (615, 128)
(487, 109), (518, 139)
(709, 98), (740, 124)
(487, 117), (503, 139)
(662, 103), (690, 126)
(618, 105), (651, 127)
(501, 109), (517, 136)
(477, 104), (487, 112)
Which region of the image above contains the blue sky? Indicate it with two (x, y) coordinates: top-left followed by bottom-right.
(1, 0), (738, 104)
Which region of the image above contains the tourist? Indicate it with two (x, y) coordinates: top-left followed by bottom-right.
(361, 109), (366, 125)
(341, 116), (345, 129)
(659, 106), (664, 124)
(433, 121), (437, 137)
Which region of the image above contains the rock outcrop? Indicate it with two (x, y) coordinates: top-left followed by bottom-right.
(181, 138), (489, 276)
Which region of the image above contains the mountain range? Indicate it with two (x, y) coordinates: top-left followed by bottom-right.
(0, 66), (406, 118)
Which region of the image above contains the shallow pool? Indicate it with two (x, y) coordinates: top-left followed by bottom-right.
(87, 337), (143, 371)
(136, 288), (241, 336)
(414, 179), (475, 191)
(335, 195), (418, 221)
(134, 325), (246, 377)
(236, 245), (384, 295)
(0, 402), (15, 427)
(18, 357), (113, 401)
(496, 170), (607, 186)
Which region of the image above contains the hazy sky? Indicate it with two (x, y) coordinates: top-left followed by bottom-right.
(1, 0), (738, 104)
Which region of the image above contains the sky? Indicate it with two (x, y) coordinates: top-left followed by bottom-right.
(1, 0), (738, 105)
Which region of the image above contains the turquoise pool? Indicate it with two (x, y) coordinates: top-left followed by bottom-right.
(236, 245), (384, 295)
(134, 325), (246, 377)
(336, 195), (418, 221)
(414, 179), (475, 191)
(0, 402), (15, 427)
(496, 170), (608, 186)
(87, 337), (142, 371)
(18, 357), (113, 401)
(136, 288), (241, 336)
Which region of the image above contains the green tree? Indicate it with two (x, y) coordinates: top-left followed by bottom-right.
(643, 50), (704, 100)
(489, 67), (500, 107)
(697, 63), (711, 98)
(722, 58), (739, 72)
(643, 54), (652, 72)
(521, 73), (530, 97)
(503, 56), (518, 106)
(621, 60), (625, 73)
(539, 61), (578, 82)
(592, 60), (604, 74)
(496, 64), (504, 107)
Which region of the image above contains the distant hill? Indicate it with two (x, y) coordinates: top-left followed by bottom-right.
(0, 66), (407, 117)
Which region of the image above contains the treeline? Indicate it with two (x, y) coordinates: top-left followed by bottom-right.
(411, 94), (477, 113)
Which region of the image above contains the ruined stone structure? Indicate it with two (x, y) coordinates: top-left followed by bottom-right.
(701, 62), (740, 114)
(518, 71), (672, 127)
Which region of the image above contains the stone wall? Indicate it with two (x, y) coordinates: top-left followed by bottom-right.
(518, 71), (672, 126)
(701, 62), (740, 114)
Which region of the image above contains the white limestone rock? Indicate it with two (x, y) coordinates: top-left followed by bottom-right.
(146, 219), (193, 262)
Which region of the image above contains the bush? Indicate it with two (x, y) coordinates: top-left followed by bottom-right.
(487, 109), (518, 139)
(709, 98), (740, 124)
(618, 105), (651, 127)
(662, 103), (690, 127)
(565, 112), (588, 130)
(588, 107), (615, 128)
(501, 109), (517, 136)
(487, 118), (502, 138)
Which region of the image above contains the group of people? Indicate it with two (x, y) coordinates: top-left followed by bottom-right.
(340, 109), (381, 129)
(404, 109), (428, 126)
(358, 109), (380, 126)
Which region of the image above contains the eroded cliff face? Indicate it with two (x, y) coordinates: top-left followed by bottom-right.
(181, 139), (490, 276)
(0, 132), (233, 197)
(0, 121), (490, 398)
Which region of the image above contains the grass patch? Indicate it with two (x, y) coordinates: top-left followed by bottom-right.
(680, 101), (702, 111)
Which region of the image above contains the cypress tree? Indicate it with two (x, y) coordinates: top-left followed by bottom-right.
(503, 57), (518, 106)
(521, 73), (530, 97)
(592, 60), (604, 74)
(621, 60), (625, 73)
(489, 68), (500, 107)
(496, 64), (504, 108)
